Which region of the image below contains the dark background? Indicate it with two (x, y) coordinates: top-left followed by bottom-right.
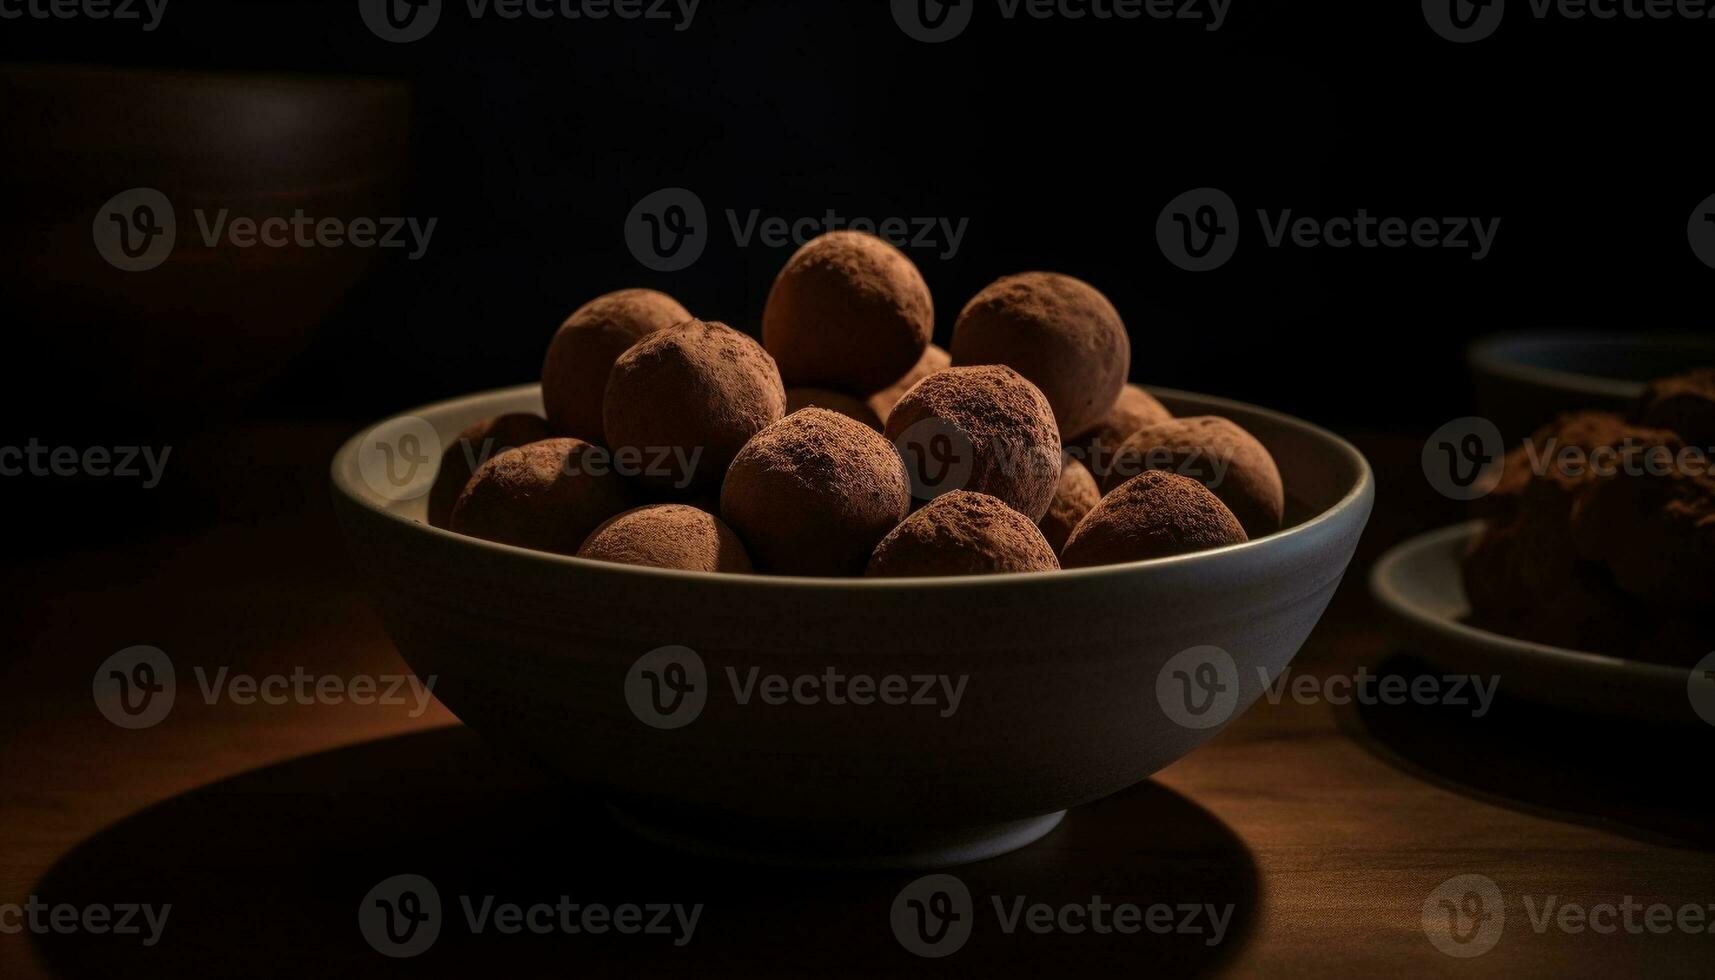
(0, 0), (1709, 550)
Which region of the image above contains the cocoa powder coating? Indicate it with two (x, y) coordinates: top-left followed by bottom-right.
(1103, 416), (1285, 538)
(578, 503), (753, 573)
(1061, 470), (1248, 568)
(427, 413), (553, 528)
(1071, 384), (1173, 484)
(762, 231), (933, 392)
(866, 490), (1060, 577)
(1039, 456), (1101, 554)
(450, 437), (631, 555)
(603, 319), (786, 493)
(884, 364), (1062, 520)
(1635, 367), (1715, 448)
(720, 407), (911, 576)
(951, 271), (1130, 438)
(540, 288), (690, 443)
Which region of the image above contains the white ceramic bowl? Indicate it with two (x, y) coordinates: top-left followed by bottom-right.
(332, 384), (1374, 867)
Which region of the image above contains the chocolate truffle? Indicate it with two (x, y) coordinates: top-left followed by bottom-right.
(577, 503), (753, 573)
(541, 288), (690, 443)
(1039, 456), (1101, 554)
(866, 491), (1060, 577)
(1635, 367), (1715, 448)
(1569, 441), (1715, 611)
(1071, 384), (1174, 483)
(1061, 470), (1247, 568)
(868, 343), (951, 423)
(720, 408), (911, 576)
(427, 413), (553, 528)
(762, 231), (933, 392)
(785, 387), (883, 431)
(450, 438), (631, 555)
(603, 319), (786, 493)
(1103, 416), (1285, 538)
(884, 364), (1062, 520)
(951, 272), (1130, 438)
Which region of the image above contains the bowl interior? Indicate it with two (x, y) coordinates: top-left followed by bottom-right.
(1470, 331), (1715, 399)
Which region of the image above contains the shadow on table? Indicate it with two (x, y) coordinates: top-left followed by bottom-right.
(31, 726), (1259, 979)
(1341, 652), (1715, 851)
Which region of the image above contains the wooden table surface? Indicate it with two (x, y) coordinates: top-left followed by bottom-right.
(2, 423), (1710, 978)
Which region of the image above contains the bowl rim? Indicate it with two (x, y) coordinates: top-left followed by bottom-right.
(1368, 519), (1684, 683)
(331, 383), (1375, 591)
(1466, 330), (1715, 402)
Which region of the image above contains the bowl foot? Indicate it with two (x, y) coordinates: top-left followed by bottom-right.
(607, 803), (1066, 870)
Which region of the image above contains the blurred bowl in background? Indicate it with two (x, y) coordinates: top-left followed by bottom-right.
(0, 65), (412, 429)
(1469, 331), (1715, 443)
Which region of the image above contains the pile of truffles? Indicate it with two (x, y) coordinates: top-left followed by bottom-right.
(1464, 368), (1715, 665)
(428, 231), (1285, 577)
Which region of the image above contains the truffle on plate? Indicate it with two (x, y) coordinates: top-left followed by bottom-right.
(1039, 456), (1101, 554)
(950, 271), (1129, 438)
(720, 408), (911, 576)
(868, 343), (951, 424)
(1103, 416), (1285, 538)
(1061, 470), (1247, 568)
(785, 387), (883, 431)
(577, 503), (753, 573)
(866, 490), (1060, 577)
(427, 413), (553, 528)
(603, 319), (786, 493)
(1069, 384), (1173, 484)
(762, 231), (933, 392)
(450, 438), (630, 555)
(1635, 367), (1715, 448)
(540, 288), (690, 443)
(884, 364), (1062, 520)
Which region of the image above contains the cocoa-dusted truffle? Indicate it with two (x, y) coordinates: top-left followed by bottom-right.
(1061, 470), (1247, 568)
(604, 319), (786, 493)
(1635, 367), (1715, 447)
(450, 438), (630, 555)
(1071, 384), (1173, 483)
(577, 503), (753, 573)
(951, 272), (1130, 438)
(720, 408), (911, 575)
(866, 490), (1060, 577)
(868, 343), (951, 423)
(427, 413), (553, 528)
(785, 387), (882, 431)
(541, 288), (690, 443)
(885, 364), (1062, 520)
(1103, 416), (1285, 538)
(762, 231), (933, 392)
(1039, 456), (1101, 554)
